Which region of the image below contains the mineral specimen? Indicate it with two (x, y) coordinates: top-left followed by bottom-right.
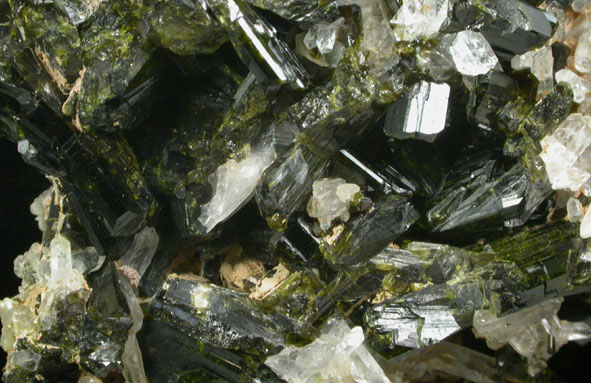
(1, 0), (590, 382)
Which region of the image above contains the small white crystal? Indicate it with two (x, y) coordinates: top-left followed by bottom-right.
(555, 69), (591, 103)
(199, 147), (276, 232)
(30, 188), (52, 231)
(391, 0), (449, 42)
(580, 205), (591, 238)
(190, 284), (213, 310)
(540, 113), (591, 191)
(265, 319), (390, 383)
(446, 31), (499, 76)
(567, 197), (584, 222)
(512, 47), (554, 98)
(307, 178), (360, 231)
(575, 29), (591, 73)
(17, 139), (37, 159)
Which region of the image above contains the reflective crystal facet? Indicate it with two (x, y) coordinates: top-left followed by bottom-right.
(445, 31), (499, 76)
(390, 0), (449, 42)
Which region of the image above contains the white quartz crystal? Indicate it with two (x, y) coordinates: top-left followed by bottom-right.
(512, 47), (554, 98)
(575, 29), (591, 73)
(199, 148), (276, 232)
(307, 178), (360, 230)
(540, 113), (591, 191)
(29, 187), (52, 231)
(446, 31), (499, 76)
(391, 0), (449, 42)
(580, 205), (591, 238)
(567, 197), (584, 222)
(339, 0), (395, 62)
(265, 319), (390, 383)
(571, 0), (591, 12)
(555, 68), (591, 103)
(0, 299), (36, 352)
(473, 298), (591, 376)
(49, 234), (73, 288)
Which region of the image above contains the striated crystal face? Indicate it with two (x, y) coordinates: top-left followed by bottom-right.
(540, 113), (591, 191)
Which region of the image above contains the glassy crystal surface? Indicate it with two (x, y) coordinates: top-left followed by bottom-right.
(266, 319), (390, 383)
(390, 0), (449, 42)
(384, 81), (450, 142)
(306, 177), (360, 230)
(445, 31), (500, 76)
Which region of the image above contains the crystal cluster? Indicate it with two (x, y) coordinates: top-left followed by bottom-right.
(1, 1), (591, 383)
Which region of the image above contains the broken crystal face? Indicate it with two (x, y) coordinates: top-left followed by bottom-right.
(384, 81), (450, 142)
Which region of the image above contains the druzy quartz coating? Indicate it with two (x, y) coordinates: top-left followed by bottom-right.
(1, 1), (591, 383)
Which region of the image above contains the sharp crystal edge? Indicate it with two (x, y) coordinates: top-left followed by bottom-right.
(1, 0), (591, 382)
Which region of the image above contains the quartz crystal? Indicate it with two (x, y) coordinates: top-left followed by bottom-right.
(575, 29), (591, 73)
(540, 113), (591, 191)
(567, 197), (584, 222)
(306, 178), (360, 230)
(580, 205), (591, 238)
(511, 47), (554, 98)
(265, 319), (390, 383)
(444, 31), (499, 76)
(199, 148), (276, 232)
(390, 0), (449, 42)
(473, 298), (591, 375)
(555, 68), (591, 103)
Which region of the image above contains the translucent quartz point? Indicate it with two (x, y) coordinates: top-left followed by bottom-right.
(555, 68), (591, 103)
(306, 178), (360, 230)
(303, 18), (344, 54)
(265, 319), (390, 383)
(473, 298), (591, 375)
(446, 31), (499, 76)
(567, 197), (584, 222)
(199, 147), (276, 232)
(390, 0), (449, 42)
(119, 226), (159, 285)
(540, 113), (591, 191)
(575, 29), (591, 73)
(511, 47), (554, 98)
(384, 81), (450, 142)
(49, 234), (73, 288)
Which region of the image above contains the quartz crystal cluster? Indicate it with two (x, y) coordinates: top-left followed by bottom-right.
(1, 0), (591, 383)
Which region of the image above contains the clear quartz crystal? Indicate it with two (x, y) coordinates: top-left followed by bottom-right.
(446, 31), (499, 76)
(473, 298), (591, 376)
(390, 0), (449, 42)
(119, 227), (159, 285)
(511, 47), (554, 98)
(306, 178), (360, 230)
(567, 197), (584, 222)
(555, 69), (591, 103)
(199, 147), (276, 232)
(303, 18), (344, 54)
(265, 319), (390, 383)
(49, 234), (72, 288)
(575, 29), (591, 73)
(540, 113), (591, 191)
